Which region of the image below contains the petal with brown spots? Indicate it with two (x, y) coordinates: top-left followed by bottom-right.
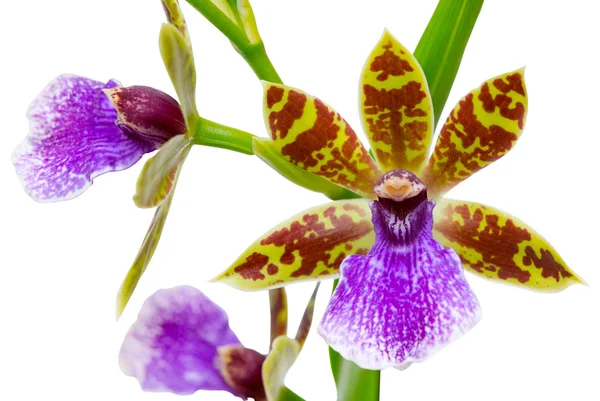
(432, 198), (584, 291)
(213, 199), (375, 291)
(422, 68), (527, 197)
(359, 30), (434, 175)
(263, 82), (382, 198)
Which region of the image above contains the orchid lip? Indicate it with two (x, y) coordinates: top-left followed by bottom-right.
(319, 175), (481, 369)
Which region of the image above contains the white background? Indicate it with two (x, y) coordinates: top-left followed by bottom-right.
(1, 0), (599, 400)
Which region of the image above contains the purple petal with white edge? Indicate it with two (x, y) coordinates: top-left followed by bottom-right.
(12, 74), (158, 202)
(318, 176), (482, 370)
(119, 286), (242, 395)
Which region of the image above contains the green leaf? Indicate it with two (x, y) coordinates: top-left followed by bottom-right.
(414, 0), (483, 126)
(329, 349), (380, 401)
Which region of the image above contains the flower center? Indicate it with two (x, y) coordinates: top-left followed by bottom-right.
(373, 170), (428, 219)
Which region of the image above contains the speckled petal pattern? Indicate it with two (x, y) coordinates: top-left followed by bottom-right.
(119, 286), (241, 395)
(12, 74), (157, 202)
(318, 199), (482, 370)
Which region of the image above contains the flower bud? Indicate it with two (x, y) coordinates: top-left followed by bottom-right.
(104, 86), (186, 145)
(218, 344), (266, 400)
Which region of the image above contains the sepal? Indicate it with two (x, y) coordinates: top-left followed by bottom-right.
(213, 199), (374, 291)
(133, 134), (191, 209)
(263, 82), (382, 198)
(116, 190), (176, 318)
(159, 23), (199, 131)
(423, 68), (527, 197)
(360, 30), (434, 175)
(433, 198), (584, 291)
(253, 137), (360, 200)
(262, 336), (300, 401)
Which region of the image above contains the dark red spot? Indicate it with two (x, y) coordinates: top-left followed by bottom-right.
(266, 86), (285, 108)
(479, 81), (526, 129)
(363, 81), (429, 169)
(370, 43), (414, 81)
(267, 263), (279, 275)
(234, 252), (268, 281)
(493, 73), (525, 96)
(268, 90), (307, 140)
(523, 246), (572, 282)
(259, 207), (373, 278)
(435, 204), (532, 283)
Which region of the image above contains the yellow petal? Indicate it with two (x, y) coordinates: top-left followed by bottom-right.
(359, 30), (434, 175)
(213, 199), (375, 290)
(263, 82), (382, 198)
(423, 68), (527, 197)
(433, 198), (584, 291)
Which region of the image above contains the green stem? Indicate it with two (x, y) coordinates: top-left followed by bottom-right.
(185, 0), (249, 46)
(238, 42), (282, 84)
(194, 117), (255, 155)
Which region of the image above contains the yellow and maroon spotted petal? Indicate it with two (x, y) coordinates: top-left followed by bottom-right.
(213, 199), (375, 291)
(432, 198), (584, 291)
(423, 68), (528, 197)
(263, 83), (382, 198)
(359, 30), (434, 175)
(133, 134), (191, 208)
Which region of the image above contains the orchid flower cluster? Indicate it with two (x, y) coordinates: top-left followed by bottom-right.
(12, 0), (584, 400)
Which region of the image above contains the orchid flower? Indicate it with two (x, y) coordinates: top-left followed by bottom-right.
(121, 285), (318, 400)
(10, 0), (260, 317)
(213, 31), (584, 369)
(11, 76), (185, 202)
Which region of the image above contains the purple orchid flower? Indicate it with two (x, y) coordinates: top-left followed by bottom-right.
(11, 74), (185, 202)
(318, 170), (481, 370)
(120, 286), (267, 400)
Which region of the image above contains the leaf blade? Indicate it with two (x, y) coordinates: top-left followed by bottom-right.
(414, 0), (484, 125)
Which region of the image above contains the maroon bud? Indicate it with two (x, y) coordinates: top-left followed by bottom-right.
(104, 85), (186, 145)
(218, 344), (267, 400)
